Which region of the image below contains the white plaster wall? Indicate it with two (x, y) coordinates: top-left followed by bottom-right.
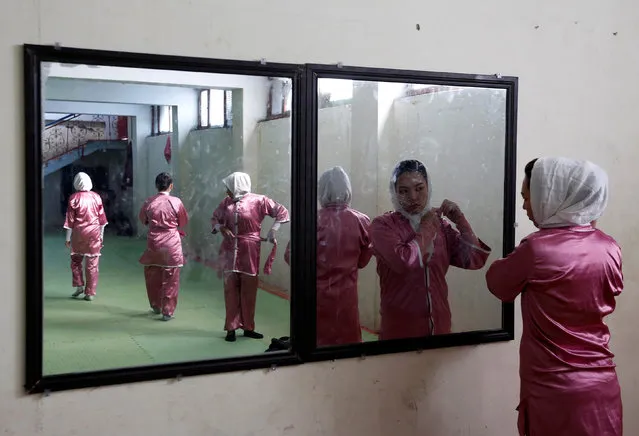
(2, 0), (639, 435)
(179, 127), (236, 264)
(256, 116), (293, 292)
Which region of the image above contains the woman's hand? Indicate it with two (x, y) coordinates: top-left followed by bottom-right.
(266, 229), (277, 243)
(439, 199), (463, 224)
(65, 241), (71, 249)
(416, 209), (441, 251)
(220, 226), (235, 239)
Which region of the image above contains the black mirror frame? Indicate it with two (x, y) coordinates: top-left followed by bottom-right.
(24, 44), (517, 394)
(23, 44), (311, 394)
(302, 64), (518, 362)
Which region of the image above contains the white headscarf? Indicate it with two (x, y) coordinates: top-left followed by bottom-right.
(73, 172), (93, 192)
(389, 160), (433, 231)
(530, 157), (608, 228)
(223, 172), (251, 201)
(318, 166), (352, 207)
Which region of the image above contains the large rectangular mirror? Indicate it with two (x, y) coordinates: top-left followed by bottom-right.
(25, 45), (305, 392)
(25, 45), (518, 393)
(304, 66), (517, 356)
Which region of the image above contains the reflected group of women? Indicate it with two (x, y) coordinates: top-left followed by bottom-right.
(63, 170), (289, 342)
(285, 159), (492, 346)
(64, 155), (623, 434)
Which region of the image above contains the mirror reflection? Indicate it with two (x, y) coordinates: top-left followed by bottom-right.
(42, 62), (293, 375)
(313, 79), (506, 346)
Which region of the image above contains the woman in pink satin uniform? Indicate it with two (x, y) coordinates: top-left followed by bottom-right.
(211, 172), (289, 342)
(284, 166), (373, 346)
(64, 172), (108, 301)
(370, 160), (491, 340)
(139, 172), (189, 321)
(486, 157), (623, 436)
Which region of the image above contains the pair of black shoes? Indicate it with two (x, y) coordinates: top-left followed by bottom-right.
(225, 329), (264, 342)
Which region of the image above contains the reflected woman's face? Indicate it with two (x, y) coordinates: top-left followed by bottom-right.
(396, 172), (428, 214)
(226, 189), (233, 198)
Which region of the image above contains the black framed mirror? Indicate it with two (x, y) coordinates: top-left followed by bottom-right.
(24, 44), (311, 393)
(24, 44), (518, 394)
(302, 64), (518, 360)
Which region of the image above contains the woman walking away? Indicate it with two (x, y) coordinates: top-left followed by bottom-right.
(139, 172), (189, 321)
(64, 172), (108, 301)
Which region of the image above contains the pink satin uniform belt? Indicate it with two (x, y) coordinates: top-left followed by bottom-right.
(235, 233), (278, 275)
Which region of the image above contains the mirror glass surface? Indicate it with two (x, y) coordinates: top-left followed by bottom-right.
(41, 62), (294, 375)
(313, 78), (507, 347)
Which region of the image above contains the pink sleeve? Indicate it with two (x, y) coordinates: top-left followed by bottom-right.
(63, 200), (75, 229)
(177, 201), (189, 228)
(370, 216), (423, 274)
(444, 219), (491, 270)
(138, 200), (149, 226)
(211, 201), (226, 233)
(485, 238), (535, 302)
(284, 241), (291, 266)
(358, 215), (373, 269)
(608, 242), (623, 297)
(264, 197), (290, 223)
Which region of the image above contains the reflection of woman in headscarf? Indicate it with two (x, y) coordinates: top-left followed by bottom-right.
(211, 172), (290, 342)
(370, 159), (491, 340)
(63, 172), (108, 301)
(284, 166), (373, 346)
(486, 157), (623, 436)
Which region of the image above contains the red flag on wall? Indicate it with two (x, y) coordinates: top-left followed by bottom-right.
(164, 135), (172, 164)
(116, 116), (128, 139)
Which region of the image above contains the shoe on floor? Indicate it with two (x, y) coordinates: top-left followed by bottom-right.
(243, 330), (264, 339)
(161, 314), (173, 321)
(84, 295), (94, 301)
(151, 307), (161, 314)
(72, 287), (84, 298)
(225, 330), (236, 342)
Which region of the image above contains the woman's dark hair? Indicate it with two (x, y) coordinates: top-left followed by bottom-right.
(393, 159), (428, 185)
(155, 172), (173, 192)
(524, 158), (538, 189)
